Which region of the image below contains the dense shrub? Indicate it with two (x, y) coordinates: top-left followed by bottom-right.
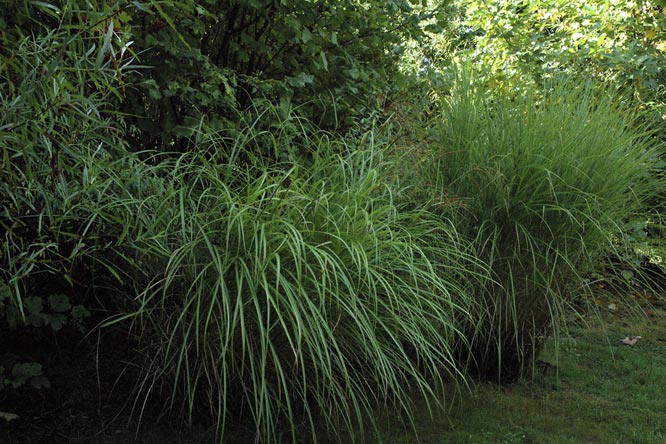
(0, 0), (141, 404)
(455, 1), (666, 101)
(0, 0), (135, 339)
(117, 0), (453, 151)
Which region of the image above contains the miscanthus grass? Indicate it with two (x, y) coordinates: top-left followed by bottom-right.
(417, 66), (663, 381)
(102, 117), (485, 443)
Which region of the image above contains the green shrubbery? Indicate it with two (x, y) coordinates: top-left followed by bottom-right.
(0, 0), (132, 364)
(114, 0), (452, 150)
(447, 0), (666, 270)
(1, 1), (664, 443)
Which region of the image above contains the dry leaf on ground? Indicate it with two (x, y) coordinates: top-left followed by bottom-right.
(621, 336), (642, 346)
(0, 411), (19, 422)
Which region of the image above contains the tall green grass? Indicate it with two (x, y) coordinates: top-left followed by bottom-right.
(417, 67), (663, 381)
(0, 13), (135, 320)
(0, 8), (483, 440)
(101, 121), (484, 443)
(7, 3), (661, 439)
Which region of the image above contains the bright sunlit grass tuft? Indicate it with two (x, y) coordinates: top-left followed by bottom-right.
(417, 65), (663, 381)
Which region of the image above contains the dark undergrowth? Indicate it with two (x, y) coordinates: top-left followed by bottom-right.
(2, 287), (665, 444)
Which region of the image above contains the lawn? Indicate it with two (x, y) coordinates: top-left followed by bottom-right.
(378, 300), (666, 444)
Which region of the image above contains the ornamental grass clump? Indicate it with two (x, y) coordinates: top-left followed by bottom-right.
(108, 122), (482, 443)
(422, 68), (662, 381)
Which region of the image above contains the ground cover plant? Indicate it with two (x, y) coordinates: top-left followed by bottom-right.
(115, 0), (453, 149)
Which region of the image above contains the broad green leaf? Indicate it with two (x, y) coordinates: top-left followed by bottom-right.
(301, 28), (312, 43)
(621, 269), (634, 281)
(143, 79), (162, 100)
(23, 297), (43, 315)
(44, 313), (67, 330)
(30, 376), (51, 389)
(71, 305), (91, 321)
(48, 294), (71, 313)
(287, 73), (314, 87)
(11, 363), (43, 382)
(0, 412), (19, 422)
